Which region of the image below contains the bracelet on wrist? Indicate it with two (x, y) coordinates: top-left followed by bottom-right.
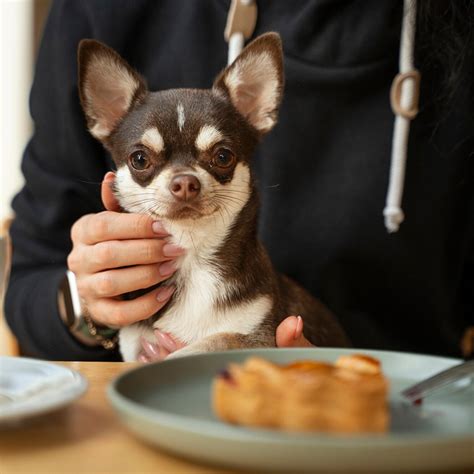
(83, 314), (119, 350)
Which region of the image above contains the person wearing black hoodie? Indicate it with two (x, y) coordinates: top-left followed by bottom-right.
(5, 0), (474, 361)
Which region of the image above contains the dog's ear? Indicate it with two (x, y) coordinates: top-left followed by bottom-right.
(78, 40), (147, 140)
(213, 32), (284, 134)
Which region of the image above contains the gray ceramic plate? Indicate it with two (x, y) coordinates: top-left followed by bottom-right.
(108, 348), (474, 472)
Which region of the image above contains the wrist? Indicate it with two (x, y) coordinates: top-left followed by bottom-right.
(58, 271), (118, 349)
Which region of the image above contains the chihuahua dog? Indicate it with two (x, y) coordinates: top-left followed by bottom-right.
(78, 33), (349, 361)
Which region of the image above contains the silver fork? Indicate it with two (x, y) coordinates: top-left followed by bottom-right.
(401, 359), (474, 403)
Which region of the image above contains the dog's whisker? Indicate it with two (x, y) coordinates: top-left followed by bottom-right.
(212, 194), (247, 203)
(216, 206), (226, 229)
(213, 198), (233, 222)
(212, 195), (247, 207)
(209, 186), (249, 193)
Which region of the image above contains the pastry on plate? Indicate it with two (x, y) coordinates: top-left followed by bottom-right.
(212, 354), (389, 433)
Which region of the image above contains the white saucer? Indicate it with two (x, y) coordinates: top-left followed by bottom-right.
(0, 356), (87, 425)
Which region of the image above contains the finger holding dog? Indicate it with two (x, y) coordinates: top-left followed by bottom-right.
(75, 238), (179, 274)
(82, 263), (175, 299)
(101, 171), (122, 212)
(276, 316), (314, 348)
(71, 211), (167, 245)
(84, 285), (176, 328)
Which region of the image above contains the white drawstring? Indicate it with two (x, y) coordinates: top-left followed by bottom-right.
(384, 0), (420, 233)
(228, 32), (245, 64)
(225, 0), (257, 65)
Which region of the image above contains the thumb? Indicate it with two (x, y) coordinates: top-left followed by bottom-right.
(101, 172), (122, 212)
(276, 315), (314, 348)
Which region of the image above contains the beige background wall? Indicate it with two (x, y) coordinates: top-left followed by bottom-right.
(0, 0), (51, 355)
(0, 0), (51, 222)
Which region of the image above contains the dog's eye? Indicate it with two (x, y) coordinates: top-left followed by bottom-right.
(129, 151), (150, 170)
(213, 148), (235, 169)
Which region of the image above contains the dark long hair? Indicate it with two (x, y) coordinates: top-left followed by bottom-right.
(416, 0), (474, 102)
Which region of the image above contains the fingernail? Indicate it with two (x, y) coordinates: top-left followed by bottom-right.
(294, 315), (303, 340)
(162, 243), (185, 257)
(138, 353), (150, 363)
(156, 285), (176, 302)
(152, 221), (168, 235)
(154, 329), (177, 352)
(159, 260), (177, 277)
(141, 336), (160, 358)
(104, 171), (115, 182)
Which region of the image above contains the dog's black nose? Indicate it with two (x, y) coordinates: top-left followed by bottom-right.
(169, 174), (201, 202)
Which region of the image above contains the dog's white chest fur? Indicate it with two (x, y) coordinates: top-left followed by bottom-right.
(119, 198), (271, 362)
(156, 252), (270, 342)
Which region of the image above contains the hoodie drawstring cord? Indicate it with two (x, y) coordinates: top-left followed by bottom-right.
(225, 0), (257, 65)
(384, 0), (420, 233)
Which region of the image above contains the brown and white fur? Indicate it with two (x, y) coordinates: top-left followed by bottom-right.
(78, 33), (349, 361)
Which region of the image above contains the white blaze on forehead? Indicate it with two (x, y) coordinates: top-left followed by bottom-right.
(141, 127), (164, 154)
(177, 103), (185, 132)
(195, 125), (223, 151)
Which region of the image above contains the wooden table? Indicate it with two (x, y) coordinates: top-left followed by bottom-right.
(0, 362), (471, 474)
(0, 362), (235, 474)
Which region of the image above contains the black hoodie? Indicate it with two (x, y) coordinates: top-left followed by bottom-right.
(5, 0), (474, 360)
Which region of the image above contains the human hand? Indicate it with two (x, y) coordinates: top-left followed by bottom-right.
(67, 172), (184, 328)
